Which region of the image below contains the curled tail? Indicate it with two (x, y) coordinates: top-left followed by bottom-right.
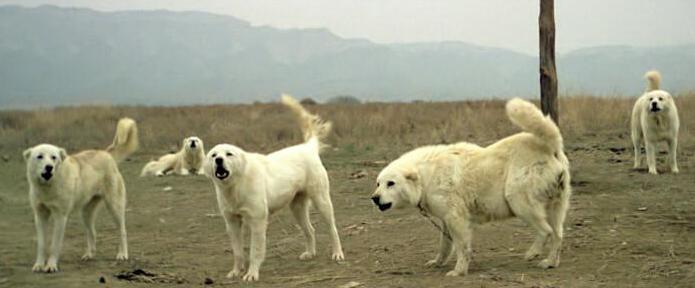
(280, 94), (332, 151)
(645, 70), (661, 92)
(506, 98), (562, 151)
(106, 118), (139, 162)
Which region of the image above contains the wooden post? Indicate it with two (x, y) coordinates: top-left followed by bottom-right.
(539, 0), (558, 123)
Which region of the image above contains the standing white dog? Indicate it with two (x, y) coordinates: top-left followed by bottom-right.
(371, 98), (571, 277)
(24, 118), (138, 273)
(631, 70), (679, 174)
(205, 95), (344, 282)
(140, 136), (205, 176)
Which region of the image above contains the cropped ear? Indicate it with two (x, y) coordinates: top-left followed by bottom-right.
(23, 148), (32, 161)
(59, 148), (68, 160)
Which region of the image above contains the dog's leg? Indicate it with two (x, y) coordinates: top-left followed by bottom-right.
(310, 186), (344, 261)
(668, 137), (679, 173)
(290, 195), (316, 260)
(223, 214), (246, 279)
(442, 215), (472, 277)
(632, 131), (643, 169)
(32, 205), (50, 272)
(81, 197), (102, 261)
(425, 222), (453, 267)
(104, 178), (128, 261)
(243, 218), (267, 282)
(44, 214), (68, 273)
(506, 189), (559, 268)
(645, 141), (658, 175)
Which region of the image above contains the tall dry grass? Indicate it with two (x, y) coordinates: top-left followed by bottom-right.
(1, 93), (693, 158)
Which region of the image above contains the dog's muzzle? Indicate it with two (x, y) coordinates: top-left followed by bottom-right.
(371, 196), (392, 211)
(190, 141), (197, 148)
(650, 102), (661, 112)
(41, 165), (54, 181)
(214, 158), (229, 180)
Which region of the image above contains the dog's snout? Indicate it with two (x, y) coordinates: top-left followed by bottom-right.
(371, 195), (380, 205)
(215, 157), (223, 165)
(44, 165), (53, 172)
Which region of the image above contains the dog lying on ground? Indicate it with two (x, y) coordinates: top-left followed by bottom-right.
(140, 136), (205, 176)
(370, 98), (571, 277)
(204, 95), (344, 282)
(24, 118), (138, 273)
(631, 70), (679, 174)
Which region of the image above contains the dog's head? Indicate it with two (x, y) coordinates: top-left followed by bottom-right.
(23, 144), (67, 185)
(370, 164), (421, 212)
(204, 144), (246, 184)
(183, 136), (204, 152)
(644, 91), (675, 113)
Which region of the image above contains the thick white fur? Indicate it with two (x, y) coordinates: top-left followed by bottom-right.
(205, 95), (343, 282)
(631, 70), (680, 174)
(24, 118), (138, 273)
(371, 98), (571, 277)
(140, 136), (205, 176)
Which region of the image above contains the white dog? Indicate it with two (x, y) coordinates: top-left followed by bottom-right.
(371, 98), (571, 277)
(205, 95), (344, 282)
(140, 136), (205, 176)
(631, 70), (679, 174)
(24, 118), (138, 273)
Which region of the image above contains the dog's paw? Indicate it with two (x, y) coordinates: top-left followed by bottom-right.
(425, 259), (443, 267)
(299, 251), (315, 260)
(331, 251), (344, 261)
(672, 167), (679, 174)
(524, 250), (541, 261)
(445, 270), (463, 277)
(648, 169), (658, 175)
(32, 262), (44, 272)
(43, 263), (59, 273)
(538, 259), (558, 269)
(116, 252), (128, 261)
(242, 271), (259, 282)
(226, 269), (243, 279)
(81, 252), (94, 261)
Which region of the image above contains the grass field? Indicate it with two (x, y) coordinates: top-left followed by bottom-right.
(1, 95), (695, 287)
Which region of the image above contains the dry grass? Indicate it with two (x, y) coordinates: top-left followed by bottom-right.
(1, 93), (693, 157)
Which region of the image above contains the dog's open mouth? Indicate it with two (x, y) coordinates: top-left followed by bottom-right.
(40, 172), (53, 181)
(376, 202), (392, 211)
(215, 166), (229, 180)
(650, 106), (661, 112)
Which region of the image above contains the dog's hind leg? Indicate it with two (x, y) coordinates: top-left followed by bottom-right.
(104, 175), (128, 261)
(32, 205), (50, 272)
(290, 194), (316, 260)
(668, 137), (679, 173)
(308, 176), (344, 261)
(81, 197), (103, 260)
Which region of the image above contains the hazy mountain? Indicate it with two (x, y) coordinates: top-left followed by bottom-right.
(0, 5), (693, 108)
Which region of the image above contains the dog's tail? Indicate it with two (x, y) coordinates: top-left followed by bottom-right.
(281, 94), (332, 151)
(506, 98), (563, 151)
(645, 70), (661, 92)
(106, 118), (139, 163)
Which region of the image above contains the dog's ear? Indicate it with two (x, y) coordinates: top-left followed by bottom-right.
(59, 148), (67, 160)
(22, 148), (32, 161)
(404, 171), (418, 182)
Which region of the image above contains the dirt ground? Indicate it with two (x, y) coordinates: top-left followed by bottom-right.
(1, 129), (695, 287)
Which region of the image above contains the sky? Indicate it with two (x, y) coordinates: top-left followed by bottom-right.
(1, 0), (694, 55)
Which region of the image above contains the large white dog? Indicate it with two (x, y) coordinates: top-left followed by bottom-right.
(24, 118), (138, 273)
(631, 70), (680, 174)
(371, 98), (571, 277)
(205, 95), (344, 282)
(140, 136), (205, 176)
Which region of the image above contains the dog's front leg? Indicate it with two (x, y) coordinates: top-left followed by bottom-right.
(44, 214), (68, 273)
(32, 206), (50, 272)
(443, 216), (472, 277)
(243, 218), (267, 282)
(645, 142), (658, 175)
(224, 214), (245, 279)
(668, 138), (679, 173)
(425, 222), (453, 267)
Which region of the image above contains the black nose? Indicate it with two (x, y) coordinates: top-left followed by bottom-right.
(45, 165), (53, 172)
(215, 157), (223, 165)
(371, 196), (380, 205)
(190, 141), (196, 148)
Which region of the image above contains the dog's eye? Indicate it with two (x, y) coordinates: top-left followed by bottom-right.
(51, 155), (57, 160)
(211, 153), (217, 158)
(659, 97), (663, 101)
(37, 155), (43, 160)
(649, 97), (653, 101)
(226, 152), (233, 157)
(376, 182), (380, 187)
(387, 181), (395, 187)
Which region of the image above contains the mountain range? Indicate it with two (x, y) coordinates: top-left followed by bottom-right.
(1, 5), (694, 108)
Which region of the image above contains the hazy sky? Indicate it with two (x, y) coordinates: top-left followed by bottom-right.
(2, 0), (694, 55)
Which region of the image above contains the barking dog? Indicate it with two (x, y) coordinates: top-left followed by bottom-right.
(205, 95), (344, 282)
(141, 136), (205, 176)
(24, 118), (138, 273)
(631, 70), (680, 174)
(370, 98), (571, 277)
